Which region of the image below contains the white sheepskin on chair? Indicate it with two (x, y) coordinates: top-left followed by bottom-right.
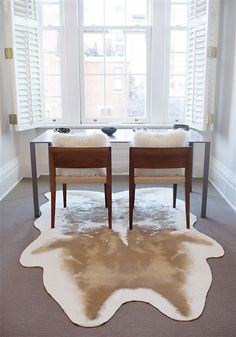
(52, 132), (108, 177)
(133, 129), (188, 148)
(52, 132), (107, 147)
(133, 129), (188, 177)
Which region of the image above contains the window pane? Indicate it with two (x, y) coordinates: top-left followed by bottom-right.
(43, 54), (60, 74)
(127, 75), (146, 117)
(45, 97), (62, 119)
(43, 31), (59, 52)
(113, 73), (123, 91)
(171, 5), (188, 27)
(84, 0), (104, 26)
(45, 75), (61, 96)
(126, 0), (147, 25)
(170, 53), (186, 75)
(85, 75), (105, 119)
(126, 32), (146, 74)
(171, 0), (188, 3)
(42, 4), (60, 26)
(168, 98), (185, 122)
(82, 0), (149, 122)
(169, 76), (185, 97)
(42, 0), (59, 3)
(105, 0), (125, 26)
(105, 30), (125, 74)
(114, 68), (124, 90)
(170, 31), (187, 52)
(106, 75), (125, 117)
(84, 33), (104, 74)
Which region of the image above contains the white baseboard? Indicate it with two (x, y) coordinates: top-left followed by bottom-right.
(0, 157), (22, 200)
(210, 157), (236, 212)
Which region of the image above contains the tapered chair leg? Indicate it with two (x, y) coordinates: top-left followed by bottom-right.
(129, 183), (135, 230)
(185, 181), (190, 229)
(173, 184), (177, 208)
(132, 184), (136, 209)
(51, 181), (56, 228)
(104, 183), (108, 208)
(63, 184), (67, 208)
(107, 183), (112, 229)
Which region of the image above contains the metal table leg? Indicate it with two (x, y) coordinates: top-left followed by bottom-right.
(201, 142), (210, 218)
(30, 142), (41, 217)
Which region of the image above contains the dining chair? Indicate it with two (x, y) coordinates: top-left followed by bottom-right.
(49, 133), (112, 229)
(129, 130), (192, 230)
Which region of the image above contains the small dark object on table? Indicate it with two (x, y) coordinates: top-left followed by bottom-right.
(173, 124), (189, 131)
(101, 127), (117, 136)
(54, 128), (71, 134)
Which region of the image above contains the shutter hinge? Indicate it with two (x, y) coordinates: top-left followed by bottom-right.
(9, 114), (17, 125)
(204, 113), (214, 125)
(207, 47), (217, 59)
(4, 48), (13, 59)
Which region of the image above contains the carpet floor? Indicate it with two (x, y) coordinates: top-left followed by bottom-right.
(1, 176), (236, 337)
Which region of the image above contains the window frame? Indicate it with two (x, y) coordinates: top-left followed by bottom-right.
(40, 0), (81, 126)
(78, 0), (152, 125)
(40, 4), (63, 123)
(166, 0), (189, 124)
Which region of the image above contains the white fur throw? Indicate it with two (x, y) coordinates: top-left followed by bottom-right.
(52, 132), (107, 177)
(133, 130), (188, 177)
(133, 129), (187, 147)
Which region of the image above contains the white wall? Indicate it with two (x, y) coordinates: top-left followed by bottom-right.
(210, 0), (236, 211)
(0, 4), (21, 200)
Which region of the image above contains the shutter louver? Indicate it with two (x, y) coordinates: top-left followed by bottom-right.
(14, 0), (36, 20)
(185, 0), (219, 130)
(4, 0), (43, 130)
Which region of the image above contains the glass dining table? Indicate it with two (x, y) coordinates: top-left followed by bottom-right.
(30, 128), (211, 219)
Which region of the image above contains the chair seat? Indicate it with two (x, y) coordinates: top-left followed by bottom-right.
(56, 176), (107, 184)
(134, 176), (185, 184)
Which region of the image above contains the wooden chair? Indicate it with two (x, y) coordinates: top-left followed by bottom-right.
(49, 146), (112, 229)
(129, 147), (192, 230)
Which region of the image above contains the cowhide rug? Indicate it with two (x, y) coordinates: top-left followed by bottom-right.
(20, 188), (224, 327)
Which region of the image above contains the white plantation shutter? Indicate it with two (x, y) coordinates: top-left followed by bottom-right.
(185, 0), (219, 130)
(14, 0), (37, 20)
(3, 0), (43, 130)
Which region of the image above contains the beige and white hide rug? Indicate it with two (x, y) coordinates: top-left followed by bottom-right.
(20, 188), (224, 327)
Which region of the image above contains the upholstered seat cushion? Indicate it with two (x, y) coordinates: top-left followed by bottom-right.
(133, 129), (188, 177)
(52, 133), (107, 176)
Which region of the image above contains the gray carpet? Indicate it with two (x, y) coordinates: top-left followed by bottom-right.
(1, 176), (236, 337)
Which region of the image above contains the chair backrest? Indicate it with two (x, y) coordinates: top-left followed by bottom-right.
(50, 132), (110, 177)
(130, 147), (192, 177)
(49, 146), (111, 177)
(132, 129), (190, 177)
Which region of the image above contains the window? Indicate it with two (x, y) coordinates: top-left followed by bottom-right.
(41, 0), (62, 120)
(81, 0), (151, 123)
(168, 0), (188, 123)
(3, 0), (219, 131)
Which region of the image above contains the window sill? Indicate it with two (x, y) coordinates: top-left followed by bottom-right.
(40, 123), (173, 130)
